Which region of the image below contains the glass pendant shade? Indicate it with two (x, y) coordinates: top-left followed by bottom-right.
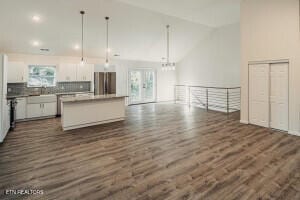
(162, 25), (175, 72)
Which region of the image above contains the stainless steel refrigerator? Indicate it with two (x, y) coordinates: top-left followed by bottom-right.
(94, 72), (116, 95)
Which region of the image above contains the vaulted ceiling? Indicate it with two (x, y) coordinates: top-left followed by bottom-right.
(0, 0), (240, 62)
(118, 0), (241, 27)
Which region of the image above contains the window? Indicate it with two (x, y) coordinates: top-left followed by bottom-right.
(28, 65), (56, 87)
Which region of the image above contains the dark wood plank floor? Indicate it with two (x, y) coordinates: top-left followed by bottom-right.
(0, 103), (299, 200)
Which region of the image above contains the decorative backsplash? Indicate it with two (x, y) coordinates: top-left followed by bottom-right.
(7, 82), (91, 96)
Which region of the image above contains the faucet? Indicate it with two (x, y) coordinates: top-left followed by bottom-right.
(40, 85), (47, 95)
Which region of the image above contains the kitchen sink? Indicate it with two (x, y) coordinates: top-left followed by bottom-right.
(27, 94), (57, 104)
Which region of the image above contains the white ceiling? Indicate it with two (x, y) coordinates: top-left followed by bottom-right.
(118, 0), (241, 27)
(0, 0), (240, 62)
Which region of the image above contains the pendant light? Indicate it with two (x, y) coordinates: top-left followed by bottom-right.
(80, 10), (85, 66)
(162, 25), (176, 71)
(105, 16), (110, 68)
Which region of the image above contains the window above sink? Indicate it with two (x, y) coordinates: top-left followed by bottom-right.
(28, 65), (56, 87)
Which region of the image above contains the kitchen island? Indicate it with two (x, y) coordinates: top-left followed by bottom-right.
(60, 94), (127, 131)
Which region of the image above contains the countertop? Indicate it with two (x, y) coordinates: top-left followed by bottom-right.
(6, 94), (30, 99)
(60, 94), (128, 103)
(7, 91), (93, 99)
(55, 91), (94, 95)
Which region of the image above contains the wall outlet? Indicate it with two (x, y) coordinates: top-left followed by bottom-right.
(80, 85), (83, 89)
(61, 86), (64, 90)
(7, 88), (11, 92)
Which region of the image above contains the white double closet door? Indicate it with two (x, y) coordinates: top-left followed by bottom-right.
(249, 63), (288, 131)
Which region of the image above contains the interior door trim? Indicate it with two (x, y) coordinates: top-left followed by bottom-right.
(128, 68), (157, 105)
(248, 59), (289, 65)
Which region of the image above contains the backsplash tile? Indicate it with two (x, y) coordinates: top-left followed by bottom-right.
(7, 82), (91, 96)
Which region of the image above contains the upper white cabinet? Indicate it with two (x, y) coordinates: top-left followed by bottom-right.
(57, 64), (77, 82)
(7, 62), (27, 83)
(58, 63), (93, 82)
(76, 64), (93, 81)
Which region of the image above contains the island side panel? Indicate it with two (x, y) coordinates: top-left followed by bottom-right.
(61, 98), (125, 131)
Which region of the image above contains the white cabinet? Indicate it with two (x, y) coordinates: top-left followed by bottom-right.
(27, 104), (42, 118)
(1, 54), (10, 143)
(27, 102), (57, 119)
(57, 63), (94, 82)
(57, 64), (77, 82)
(8, 62), (27, 83)
(42, 102), (57, 116)
(3, 100), (10, 136)
(16, 98), (26, 120)
(76, 64), (93, 81)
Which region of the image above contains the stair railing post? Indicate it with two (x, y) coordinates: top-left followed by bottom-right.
(174, 85), (176, 104)
(227, 88), (229, 114)
(206, 88), (209, 111)
(188, 86), (191, 107)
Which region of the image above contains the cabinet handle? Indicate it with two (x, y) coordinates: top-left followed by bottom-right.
(40, 104), (41, 108)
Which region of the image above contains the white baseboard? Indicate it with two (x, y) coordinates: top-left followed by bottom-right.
(288, 130), (300, 137)
(240, 120), (249, 124)
(63, 117), (125, 131)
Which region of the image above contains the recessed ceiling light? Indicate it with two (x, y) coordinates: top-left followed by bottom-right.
(106, 48), (111, 53)
(32, 41), (40, 46)
(32, 15), (41, 22)
(74, 44), (80, 50)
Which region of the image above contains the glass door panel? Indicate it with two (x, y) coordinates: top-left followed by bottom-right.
(129, 69), (156, 105)
(129, 70), (142, 104)
(144, 70), (155, 102)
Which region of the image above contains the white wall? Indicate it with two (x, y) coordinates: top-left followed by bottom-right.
(112, 59), (176, 102)
(240, 0), (300, 135)
(176, 23), (240, 88)
(6, 53), (176, 102)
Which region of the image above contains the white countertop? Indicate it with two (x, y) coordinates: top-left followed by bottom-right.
(60, 94), (128, 103)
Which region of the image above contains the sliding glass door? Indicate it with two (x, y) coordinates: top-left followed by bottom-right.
(129, 69), (156, 104)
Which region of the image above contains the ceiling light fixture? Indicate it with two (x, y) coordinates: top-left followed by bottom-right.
(80, 11), (85, 66)
(32, 41), (40, 46)
(162, 25), (176, 71)
(74, 44), (80, 50)
(32, 15), (41, 22)
(104, 16), (110, 68)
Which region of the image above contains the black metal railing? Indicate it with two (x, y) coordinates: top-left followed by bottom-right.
(174, 85), (241, 113)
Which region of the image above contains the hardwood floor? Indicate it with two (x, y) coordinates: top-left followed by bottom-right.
(0, 103), (299, 200)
